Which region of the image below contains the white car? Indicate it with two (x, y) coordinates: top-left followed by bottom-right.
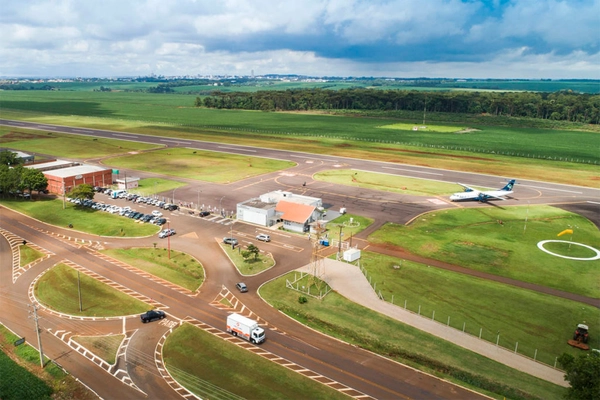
(152, 210), (163, 217)
(256, 233), (271, 242)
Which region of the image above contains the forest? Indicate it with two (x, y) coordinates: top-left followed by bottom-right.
(197, 88), (600, 124)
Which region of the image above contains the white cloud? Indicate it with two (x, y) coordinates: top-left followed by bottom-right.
(0, 0), (598, 78)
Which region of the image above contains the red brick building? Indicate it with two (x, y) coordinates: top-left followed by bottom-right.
(39, 165), (113, 194)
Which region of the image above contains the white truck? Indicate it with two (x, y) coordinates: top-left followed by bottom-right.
(226, 313), (266, 344)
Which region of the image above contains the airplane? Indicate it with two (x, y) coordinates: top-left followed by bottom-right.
(449, 179), (516, 202)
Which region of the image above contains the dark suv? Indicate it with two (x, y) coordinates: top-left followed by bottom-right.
(140, 310), (166, 323)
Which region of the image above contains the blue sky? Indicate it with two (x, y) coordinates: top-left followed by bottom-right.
(1, 0), (598, 79)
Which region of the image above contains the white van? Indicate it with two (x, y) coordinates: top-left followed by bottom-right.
(111, 190), (126, 199)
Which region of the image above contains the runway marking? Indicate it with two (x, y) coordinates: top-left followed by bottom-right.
(217, 146), (257, 152)
(381, 166), (444, 176)
(587, 201), (600, 205)
(290, 155), (339, 163)
(523, 184), (582, 194)
(114, 134), (138, 138)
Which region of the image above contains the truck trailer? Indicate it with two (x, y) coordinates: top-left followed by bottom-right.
(226, 313), (266, 344)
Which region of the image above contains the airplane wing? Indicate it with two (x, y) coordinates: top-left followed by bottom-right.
(456, 183), (479, 193)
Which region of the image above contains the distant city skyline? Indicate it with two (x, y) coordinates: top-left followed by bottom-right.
(1, 0), (598, 79)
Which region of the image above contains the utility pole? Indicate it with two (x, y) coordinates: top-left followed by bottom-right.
(62, 181), (66, 210)
(338, 225), (343, 259)
(77, 271), (83, 312)
(29, 304), (45, 368)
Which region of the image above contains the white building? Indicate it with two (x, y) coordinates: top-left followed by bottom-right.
(236, 190), (324, 232)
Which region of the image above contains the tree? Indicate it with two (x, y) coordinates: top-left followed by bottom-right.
(558, 352), (600, 400)
(0, 150), (22, 166)
(67, 184), (95, 201)
(21, 168), (48, 196)
(241, 244), (260, 261)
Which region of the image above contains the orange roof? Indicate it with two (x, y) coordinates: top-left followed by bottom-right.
(275, 200), (315, 224)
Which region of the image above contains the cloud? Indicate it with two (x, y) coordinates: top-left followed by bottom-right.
(0, 0), (598, 78)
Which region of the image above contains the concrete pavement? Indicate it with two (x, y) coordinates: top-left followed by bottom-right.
(297, 258), (569, 387)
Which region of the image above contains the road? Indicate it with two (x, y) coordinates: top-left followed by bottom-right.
(1, 118), (599, 399)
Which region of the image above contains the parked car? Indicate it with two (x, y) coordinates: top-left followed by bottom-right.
(223, 237), (238, 246)
(152, 210), (163, 217)
(236, 282), (248, 293)
(158, 228), (176, 238)
(154, 217), (167, 225)
(199, 211), (211, 217)
(256, 233), (271, 242)
(140, 309), (166, 323)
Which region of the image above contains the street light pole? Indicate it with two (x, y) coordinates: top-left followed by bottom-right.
(197, 188), (201, 211)
(172, 188), (177, 204)
(219, 196), (225, 217)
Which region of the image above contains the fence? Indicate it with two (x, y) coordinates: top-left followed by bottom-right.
(286, 272), (332, 300)
(358, 264), (564, 369)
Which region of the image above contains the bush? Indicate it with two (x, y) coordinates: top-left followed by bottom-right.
(298, 296), (308, 304)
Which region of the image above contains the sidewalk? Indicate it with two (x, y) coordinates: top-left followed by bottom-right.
(297, 258), (568, 387)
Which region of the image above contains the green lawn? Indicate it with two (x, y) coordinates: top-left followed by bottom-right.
(369, 205), (600, 297)
(71, 335), (124, 365)
(20, 244), (44, 266)
(1, 91), (597, 187)
(163, 323), (349, 400)
(358, 251), (600, 365)
(101, 247), (204, 291)
(0, 197), (160, 237)
(105, 147), (296, 183)
(315, 169), (462, 196)
(260, 273), (565, 400)
(0, 126), (160, 158)
(35, 263), (150, 317)
(327, 213), (373, 237)
(0, 324), (94, 400)
(221, 242), (275, 275)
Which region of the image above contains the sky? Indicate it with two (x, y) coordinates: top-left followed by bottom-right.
(1, 0), (599, 79)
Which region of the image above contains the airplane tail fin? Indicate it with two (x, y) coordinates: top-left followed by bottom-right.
(501, 179), (516, 191)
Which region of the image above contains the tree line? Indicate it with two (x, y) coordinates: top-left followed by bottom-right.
(0, 151), (48, 197)
(197, 88), (600, 124)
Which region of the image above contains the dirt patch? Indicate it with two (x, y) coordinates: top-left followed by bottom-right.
(0, 131), (51, 142)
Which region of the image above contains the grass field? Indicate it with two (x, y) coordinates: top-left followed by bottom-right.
(71, 335), (124, 365)
(0, 126), (160, 158)
(1, 92), (598, 187)
(0, 197), (160, 237)
(35, 263), (150, 317)
(105, 147), (296, 183)
(260, 273), (566, 400)
(0, 324), (94, 400)
(369, 205), (600, 298)
(327, 213), (373, 237)
(357, 251), (600, 365)
(314, 169), (462, 196)
(0, 91), (598, 164)
(163, 323), (351, 400)
(379, 122), (467, 132)
(101, 247), (204, 291)
(20, 244), (44, 266)
(221, 242), (275, 275)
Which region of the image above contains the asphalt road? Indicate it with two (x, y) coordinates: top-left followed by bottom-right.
(1, 118), (599, 399)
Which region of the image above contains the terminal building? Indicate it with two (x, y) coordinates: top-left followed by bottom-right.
(236, 190), (324, 233)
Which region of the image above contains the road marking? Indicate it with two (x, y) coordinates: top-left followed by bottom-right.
(160, 139), (190, 144)
(587, 201), (600, 205)
(114, 134), (138, 138)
